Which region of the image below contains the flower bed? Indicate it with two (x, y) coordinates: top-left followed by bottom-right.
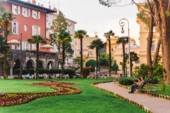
(0, 80), (82, 107)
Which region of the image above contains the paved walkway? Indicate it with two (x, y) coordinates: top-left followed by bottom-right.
(95, 82), (170, 113)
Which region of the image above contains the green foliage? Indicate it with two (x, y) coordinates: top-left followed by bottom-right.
(85, 59), (96, 72)
(111, 60), (118, 71)
(28, 68), (34, 75)
(99, 53), (109, 66)
(118, 77), (134, 85)
(136, 3), (151, 27)
(135, 64), (151, 78)
(15, 69), (28, 75)
(83, 67), (90, 78)
(63, 69), (75, 78)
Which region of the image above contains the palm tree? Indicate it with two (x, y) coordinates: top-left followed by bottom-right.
(0, 12), (13, 79)
(74, 30), (87, 78)
(27, 35), (46, 79)
(116, 36), (128, 76)
(129, 52), (139, 76)
(88, 38), (105, 79)
(104, 30), (115, 77)
(57, 29), (71, 78)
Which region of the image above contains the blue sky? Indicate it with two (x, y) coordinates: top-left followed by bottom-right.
(24, 0), (140, 44)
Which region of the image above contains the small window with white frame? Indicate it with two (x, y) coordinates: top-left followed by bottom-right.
(32, 25), (40, 36)
(22, 7), (30, 17)
(12, 4), (20, 15)
(32, 10), (40, 19)
(12, 21), (19, 34)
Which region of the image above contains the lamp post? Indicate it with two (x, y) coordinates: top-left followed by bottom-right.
(119, 18), (131, 76)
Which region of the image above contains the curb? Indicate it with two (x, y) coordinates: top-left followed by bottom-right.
(92, 81), (152, 113)
(118, 84), (170, 100)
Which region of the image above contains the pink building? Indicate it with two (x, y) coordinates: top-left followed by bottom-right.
(1, 0), (58, 76)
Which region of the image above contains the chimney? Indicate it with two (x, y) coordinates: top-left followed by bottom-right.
(38, 3), (40, 6)
(32, 0), (36, 5)
(41, 4), (44, 7)
(27, 0), (31, 3)
(53, 7), (57, 11)
(95, 35), (98, 38)
(49, 5), (51, 9)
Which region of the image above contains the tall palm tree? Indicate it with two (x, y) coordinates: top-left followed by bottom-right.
(116, 36), (128, 76)
(129, 52), (139, 76)
(104, 30), (115, 77)
(57, 29), (71, 78)
(74, 30), (87, 78)
(27, 35), (46, 79)
(0, 12), (13, 79)
(88, 38), (105, 79)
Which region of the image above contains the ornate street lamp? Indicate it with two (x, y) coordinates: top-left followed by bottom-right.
(119, 18), (131, 76)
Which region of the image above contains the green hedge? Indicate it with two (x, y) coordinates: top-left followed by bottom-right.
(118, 77), (134, 85)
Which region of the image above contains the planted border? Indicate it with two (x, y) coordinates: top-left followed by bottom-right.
(0, 81), (82, 107)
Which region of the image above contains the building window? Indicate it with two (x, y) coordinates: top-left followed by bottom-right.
(22, 7), (30, 17)
(12, 4), (20, 15)
(151, 41), (155, 51)
(24, 25), (27, 31)
(22, 42), (30, 50)
(32, 25), (40, 36)
(32, 10), (40, 19)
(12, 21), (19, 34)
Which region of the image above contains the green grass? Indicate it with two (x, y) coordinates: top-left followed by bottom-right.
(157, 85), (170, 96)
(0, 79), (146, 113)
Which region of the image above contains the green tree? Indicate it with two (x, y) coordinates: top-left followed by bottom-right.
(50, 12), (70, 66)
(74, 30), (87, 78)
(116, 36), (128, 76)
(88, 38), (105, 78)
(85, 59), (96, 72)
(99, 53), (109, 66)
(111, 60), (119, 73)
(104, 30), (115, 77)
(57, 29), (71, 77)
(129, 52), (139, 76)
(0, 12), (13, 79)
(27, 35), (46, 79)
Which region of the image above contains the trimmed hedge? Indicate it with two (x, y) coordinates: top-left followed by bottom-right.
(118, 77), (134, 85)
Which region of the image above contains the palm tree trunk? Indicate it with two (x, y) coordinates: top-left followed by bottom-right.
(159, 0), (170, 84)
(36, 43), (39, 80)
(122, 44), (126, 77)
(62, 42), (65, 78)
(80, 38), (83, 78)
(96, 47), (98, 79)
(108, 36), (111, 77)
(152, 39), (161, 66)
(146, 0), (154, 76)
(3, 21), (8, 79)
(152, 0), (163, 66)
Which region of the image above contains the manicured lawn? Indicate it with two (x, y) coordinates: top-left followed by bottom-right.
(0, 79), (146, 113)
(157, 85), (170, 96)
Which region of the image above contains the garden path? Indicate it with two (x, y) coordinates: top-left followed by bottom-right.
(95, 82), (170, 113)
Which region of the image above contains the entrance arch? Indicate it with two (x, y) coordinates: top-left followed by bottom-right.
(47, 61), (53, 69)
(13, 59), (20, 75)
(26, 59), (34, 69)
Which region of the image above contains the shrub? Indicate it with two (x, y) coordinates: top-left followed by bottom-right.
(85, 59), (96, 72)
(83, 67), (90, 78)
(118, 77), (134, 85)
(28, 68), (34, 75)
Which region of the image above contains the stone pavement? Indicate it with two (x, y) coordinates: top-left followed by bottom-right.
(95, 82), (170, 113)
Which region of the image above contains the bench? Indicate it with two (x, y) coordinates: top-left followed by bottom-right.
(138, 84), (159, 94)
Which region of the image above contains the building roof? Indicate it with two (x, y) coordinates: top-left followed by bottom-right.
(7, 0), (57, 13)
